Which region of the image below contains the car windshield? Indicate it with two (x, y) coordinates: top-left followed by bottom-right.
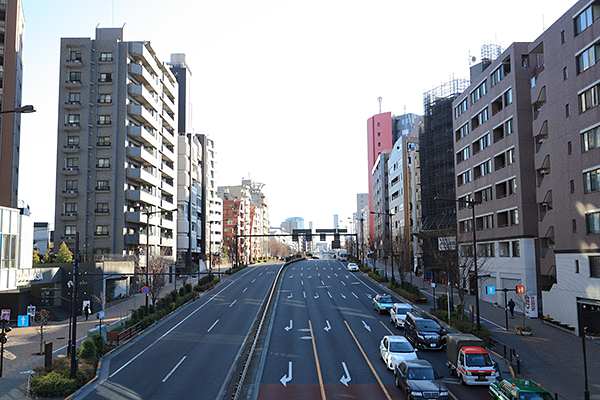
(465, 353), (492, 366)
(416, 320), (441, 332)
(407, 367), (435, 380)
(519, 393), (554, 400)
(379, 296), (392, 303)
(389, 341), (414, 353)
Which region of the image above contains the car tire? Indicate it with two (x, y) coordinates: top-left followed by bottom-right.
(395, 374), (400, 388)
(459, 373), (465, 385)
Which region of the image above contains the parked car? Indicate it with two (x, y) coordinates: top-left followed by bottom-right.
(489, 379), (553, 400)
(373, 294), (394, 314)
(394, 359), (449, 400)
(390, 303), (413, 328)
(379, 335), (418, 370)
(404, 311), (446, 350)
(347, 263), (359, 271)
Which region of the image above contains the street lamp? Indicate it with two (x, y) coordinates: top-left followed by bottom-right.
(434, 196), (481, 331)
(0, 105), (36, 114)
(370, 211), (395, 284)
(142, 208), (177, 315)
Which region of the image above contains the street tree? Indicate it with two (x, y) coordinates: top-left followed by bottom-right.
(55, 242), (73, 263)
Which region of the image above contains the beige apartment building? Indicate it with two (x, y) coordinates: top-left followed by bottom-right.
(54, 27), (178, 262)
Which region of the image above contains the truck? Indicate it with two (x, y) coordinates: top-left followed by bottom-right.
(446, 333), (499, 385)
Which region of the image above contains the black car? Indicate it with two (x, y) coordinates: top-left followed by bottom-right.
(403, 311), (446, 350)
(394, 359), (449, 400)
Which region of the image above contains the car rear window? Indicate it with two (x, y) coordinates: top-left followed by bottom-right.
(379, 296), (392, 303)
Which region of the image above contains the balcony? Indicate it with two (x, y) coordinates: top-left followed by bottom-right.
(128, 62), (159, 93)
(161, 179), (176, 196)
(64, 101), (82, 110)
(126, 211), (145, 224)
(161, 144), (176, 162)
(64, 80), (82, 88)
(61, 167), (79, 175)
(62, 190), (78, 198)
(64, 123), (81, 131)
(63, 145), (80, 153)
(128, 82), (160, 109)
(127, 146), (158, 167)
(61, 212), (78, 221)
(127, 167), (160, 187)
(160, 237), (175, 248)
(161, 110), (176, 131)
(128, 103), (159, 131)
(126, 189), (159, 207)
(128, 124), (158, 148)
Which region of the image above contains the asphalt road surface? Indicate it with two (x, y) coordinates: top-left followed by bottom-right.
(251, 259), (491, 400)
(74, 263), (283, 400)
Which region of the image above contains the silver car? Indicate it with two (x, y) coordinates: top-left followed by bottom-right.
(379, 335), (418, 371)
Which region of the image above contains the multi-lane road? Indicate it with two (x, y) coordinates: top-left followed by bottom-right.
(74, 259), (495, 400)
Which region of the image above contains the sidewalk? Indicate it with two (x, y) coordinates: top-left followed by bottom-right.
(0, 276), (200, 400)
(369, 259), (600, 400)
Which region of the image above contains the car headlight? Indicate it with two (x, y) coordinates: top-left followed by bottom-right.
(410, 391), (423, 397)
(417, 334), (424, 340)
(440, 391), (448, 396)
(466, 370), (472, 376)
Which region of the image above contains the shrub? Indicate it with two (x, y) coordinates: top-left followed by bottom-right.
(30, 370), (78, 397)
(185, 283), (192, 293)
(79, 339), (97, 359)
(170, 290), (178, 302)
(179, 287), (187, 297)
(451, 319), (492, 346)
(92, 333), (106, 357)
(148, 304), (155, 314)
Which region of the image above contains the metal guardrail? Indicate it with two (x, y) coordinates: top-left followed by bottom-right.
(490, 337), (521, 374)
(115, 321), (142, 345)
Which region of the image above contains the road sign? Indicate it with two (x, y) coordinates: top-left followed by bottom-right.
(27, 305), (36, 317)
(1, 309), (10, 321)
(486, 286), (496, 295)
(98, 311), (105, 319)
(17, 315), (29, 327)
(516, 285), (525, 294)
(141, 286), (149, 294)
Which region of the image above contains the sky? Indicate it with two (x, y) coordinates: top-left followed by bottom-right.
(18, 0), (573, 231)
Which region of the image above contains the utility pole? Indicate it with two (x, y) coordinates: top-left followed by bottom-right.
(70, 233), (79, 378)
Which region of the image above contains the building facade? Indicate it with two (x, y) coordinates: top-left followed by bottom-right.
(0, 0), (25, 208)
(53, 28), (178, 262)
(371, 151), (390, 260)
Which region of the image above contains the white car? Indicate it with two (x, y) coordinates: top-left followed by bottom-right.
(390, 303), (413, 328)
(347, 263), (359, 272)
(379, 335), (418, 370)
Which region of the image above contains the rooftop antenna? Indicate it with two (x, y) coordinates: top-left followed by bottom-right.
(112, 0), (115, 26)
(378, 97), (382, 114)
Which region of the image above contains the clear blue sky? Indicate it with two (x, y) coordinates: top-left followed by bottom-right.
(18, 0), (572, 230)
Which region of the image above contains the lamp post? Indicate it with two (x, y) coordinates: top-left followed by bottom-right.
(0, 105), (36, 114)
(434, 196), (481, 331)
(142, 208), (177, 315)
(370, 211), (395, 284)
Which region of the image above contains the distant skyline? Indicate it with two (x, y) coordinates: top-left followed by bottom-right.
(18, 0), (573, 230)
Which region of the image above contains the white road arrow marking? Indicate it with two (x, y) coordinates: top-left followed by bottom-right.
(362, 321), (371, 332)
(340, 362), (351, 386)
(280, 361), (293, 386)
(285, 320), (293, 331)
(314, 293), (319, 299)
(287, 293), (293, 299)
(366, 293), (372, 299)
(324, 320), (331, 332)
(289, 275), (293, 278)
(341, 293), (346, 299)
(308, 275), (312, 278)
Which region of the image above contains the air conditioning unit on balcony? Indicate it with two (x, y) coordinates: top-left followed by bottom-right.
(540, 169), (548, 174)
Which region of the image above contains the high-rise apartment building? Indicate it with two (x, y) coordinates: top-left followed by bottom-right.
(453, 43), (539, 309)
(0, 0), (25, 208)
(169, 54), (221, 270)
(54, 28), (178, 262)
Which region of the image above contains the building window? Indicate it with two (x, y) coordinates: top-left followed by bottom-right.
(577, 42), (600, 74)
(64, 203), (77, 215)
(582, 126), (600, 152)
(512, 241), (520, 257)
(573, 219), (578, 232)
(66, 157), (78, 168)
(66, 180), (77, 191)
(69, 50), (82, 61)
(471, 108), (489, 130)
(99, 52), (113, 62)
(99, 72), (112, 83)
(65, 225), (77, 235)
(95, 225), (109, 236)
(68, 92), (81, 104)
(97, 158), (110, 168)
(474, 186), (493, 203)
(67, 136), (79, 146)
(571, 179), (576, 193)
(470, 80), (487, 104)
(507, 148), (515, 165)
(68, 114), (80, 125)
(566, 103), (571, 117)
(98, 115), (111, 125)
(579, 84), (599, 113)
(504, 88), (513, 105)
(473, 132), (491, 154)
(480, 243), (495, 257)
(575, 260), (580, 274)
(491, 57), (511, 86)
(587, 211), (600, 234)
(455, 123), (469, 141)
(564, 67), (568, 80)
(591, 256), (600, 278)
(574, 2), (600, 36)
(584, 168), (600, 193)
(457, 170), (472, 187)
(99, 94), (112, 104)
(561, 30), (566, 44)
(455, 98), (468, 118)
(506, 118), (514, 135)
(568, 141), (573, 155)
(456, 146), (470, 164)
(96, 180), (110, 191)
(474, 159), (492, 179)
(509, 209), (519, 225)
(69, 71), (81, 82)
(97, 136), (111, 147)
(377, 122), (380, 127)
(96, 202), (109, 213)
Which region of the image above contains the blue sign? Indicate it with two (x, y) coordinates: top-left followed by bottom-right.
(486, 286), (496, 295)
(17, 315), (29, 327)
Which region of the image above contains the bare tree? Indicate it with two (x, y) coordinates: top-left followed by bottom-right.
(36, 309), (51, 355)
(147, 255), (170, 306)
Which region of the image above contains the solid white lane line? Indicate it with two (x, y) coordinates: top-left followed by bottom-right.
(207, 319), (220, 332)
(162, 356), (186, 382)
(229, 300), (237, 307)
